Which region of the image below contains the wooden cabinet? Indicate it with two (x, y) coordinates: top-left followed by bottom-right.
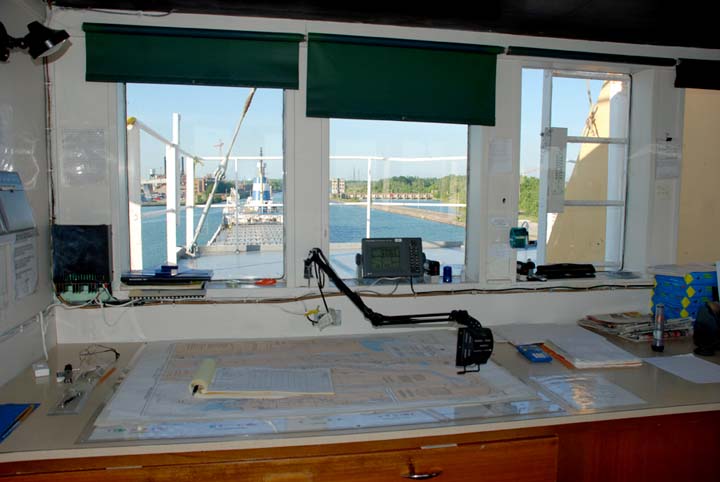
(3, 437), (559, 482)
(2, 411), (719, 482)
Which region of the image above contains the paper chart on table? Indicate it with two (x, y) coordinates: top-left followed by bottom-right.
(96, 331), (538, 427)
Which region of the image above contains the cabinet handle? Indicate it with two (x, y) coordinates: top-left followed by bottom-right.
(401, 462), (442, 480)
(401, 472), (442, 480)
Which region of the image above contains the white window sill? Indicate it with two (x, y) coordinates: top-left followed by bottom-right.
(114, 271), (652, 303)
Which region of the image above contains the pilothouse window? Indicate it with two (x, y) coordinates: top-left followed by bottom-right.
(125, 84), (285, 280)
(328, 119), (468, 280)
(519, 69), (630, 270)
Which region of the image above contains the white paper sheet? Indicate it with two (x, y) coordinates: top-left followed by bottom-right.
(644, 354), (720, 384)
(654, 140), (682, 179)
(211, 367), (334, 395)
(12, 230), (37, 299)
(489, 138), (513, 174)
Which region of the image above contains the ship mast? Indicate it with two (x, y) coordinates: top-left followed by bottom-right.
(188, 88), (256, 254)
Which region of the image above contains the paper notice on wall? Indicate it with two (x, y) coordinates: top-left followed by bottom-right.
(487, 215), (513, 280)
(541, 128), (567, 213)
(61, 129), (107, 187)
(13, 230), (37, 299)
(489, 138), (513, 174)
(654, 139), (681, 179)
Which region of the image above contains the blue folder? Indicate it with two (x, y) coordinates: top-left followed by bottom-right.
(0, 403), (38, 442)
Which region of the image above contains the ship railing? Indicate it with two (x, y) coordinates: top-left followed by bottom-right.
(128, 113), (286, 269)
(128, 114), (468, 269)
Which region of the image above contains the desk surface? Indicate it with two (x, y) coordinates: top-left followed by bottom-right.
(0, 332), (718, 462)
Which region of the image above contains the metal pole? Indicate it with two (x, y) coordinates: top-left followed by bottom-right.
(234, 158), (239, 252)
(126, 121), (143, 270)
(185, 153), (195, 251)
(190, 88), (256, 253)
(366, 158), (372, 238)
(165, 113), (180, 265)
(537, 70), (553, 265)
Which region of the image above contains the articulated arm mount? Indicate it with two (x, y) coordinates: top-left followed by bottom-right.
(304, 248), (493, 372)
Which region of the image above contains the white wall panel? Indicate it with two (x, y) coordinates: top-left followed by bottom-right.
(0, 0), (55, 386)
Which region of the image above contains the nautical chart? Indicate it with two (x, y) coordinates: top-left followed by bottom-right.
(90, 330), (554, 441)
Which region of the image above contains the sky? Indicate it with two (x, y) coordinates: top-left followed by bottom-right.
(126, 69), (605, 182)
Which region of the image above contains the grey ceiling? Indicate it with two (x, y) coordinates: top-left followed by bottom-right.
(52, 0), (718, 49)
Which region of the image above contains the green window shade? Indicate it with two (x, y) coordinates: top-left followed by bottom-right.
(307, 34), (503, 125)
(83, 23), (303, 89)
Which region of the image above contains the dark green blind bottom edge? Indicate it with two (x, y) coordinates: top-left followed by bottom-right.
(309, 33), (504, 55)
(507, 46), (676, 67)
(84, 73), (294, 90)
(83, 23), (302, 89)
(304, 108), (492, 126)
(83, 23), (304, 43)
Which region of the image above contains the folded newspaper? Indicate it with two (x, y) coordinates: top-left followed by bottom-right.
(578, 311), (693, 342)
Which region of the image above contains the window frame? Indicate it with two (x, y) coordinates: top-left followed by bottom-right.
(121, 83), (289, 282)
(110, 52), (661, 296)
(326, 120), (471, 281)
(536, 69), (632, 270)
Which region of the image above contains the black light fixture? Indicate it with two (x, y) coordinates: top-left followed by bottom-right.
(0, 21), (69, 62)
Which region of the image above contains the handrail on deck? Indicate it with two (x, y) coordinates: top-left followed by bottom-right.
(128, 116), (469, 270)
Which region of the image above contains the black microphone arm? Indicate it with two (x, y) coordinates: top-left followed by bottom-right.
(304, 248), (493, 372)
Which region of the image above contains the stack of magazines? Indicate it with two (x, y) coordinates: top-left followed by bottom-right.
(578, 311), (693, 342)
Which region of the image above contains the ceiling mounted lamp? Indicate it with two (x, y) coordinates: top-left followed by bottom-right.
(0, 21), (70, 62)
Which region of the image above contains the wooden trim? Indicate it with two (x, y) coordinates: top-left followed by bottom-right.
(1, 411), (718, 480)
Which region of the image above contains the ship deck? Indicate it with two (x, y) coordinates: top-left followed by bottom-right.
(206, 223), (284, 252)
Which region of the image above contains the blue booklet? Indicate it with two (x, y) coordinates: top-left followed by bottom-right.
(0, 403), (38, 442)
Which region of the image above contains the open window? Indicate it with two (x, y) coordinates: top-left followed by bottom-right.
(520, 68), (630, 270)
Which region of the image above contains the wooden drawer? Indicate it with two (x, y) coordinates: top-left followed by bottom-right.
(9, 436), (558, 482)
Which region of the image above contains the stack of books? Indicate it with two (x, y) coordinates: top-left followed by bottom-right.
(649, 264), (717, 319)
(579, 311), (694, 342)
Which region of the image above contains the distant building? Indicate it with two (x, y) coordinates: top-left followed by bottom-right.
(331, 178), (346, 197)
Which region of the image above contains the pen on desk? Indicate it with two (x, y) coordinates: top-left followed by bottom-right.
(97, 367), (117, 385)
(61, 392), (82, 408)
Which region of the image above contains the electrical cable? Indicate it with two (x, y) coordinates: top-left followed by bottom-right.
(314, 261), (329, 313)
(38, 311), (48, 361)
(79, 344), (120, 361)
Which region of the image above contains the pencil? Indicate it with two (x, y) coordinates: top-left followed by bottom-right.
(97, 367), (117, 385)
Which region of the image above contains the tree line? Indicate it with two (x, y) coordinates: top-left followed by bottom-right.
(195, 175), (540, 219)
